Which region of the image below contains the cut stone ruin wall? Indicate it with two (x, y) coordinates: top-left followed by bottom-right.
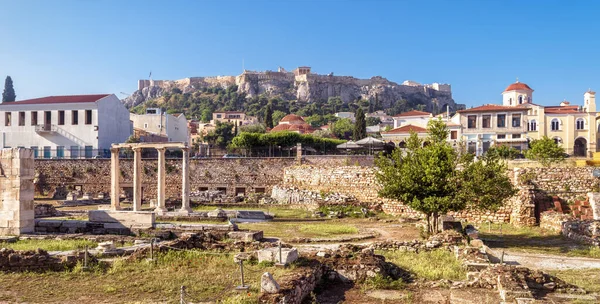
(0, 148), (35, 235)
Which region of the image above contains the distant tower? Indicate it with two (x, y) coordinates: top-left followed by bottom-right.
(584, 89), (596, 112)
(502, 79), (534, 106)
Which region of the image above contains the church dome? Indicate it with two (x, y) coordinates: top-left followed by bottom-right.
(504, 81), (533, 92)
(279, 114), (306, 124)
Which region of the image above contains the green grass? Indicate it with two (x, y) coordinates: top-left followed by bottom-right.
(192, 206), (312, 219)
(0, 250), (292, 303)
(479, 223), (600, 258)
(238, 221), (360, 240)
(380, 249), (466, 281)
(1, 239), (98, 251)
(549, 269), (600, 293)
(298, 223), (359, 237)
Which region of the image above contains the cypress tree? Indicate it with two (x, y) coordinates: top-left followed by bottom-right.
(264, 104), (274, 128)
(2, 76), (16, 102)
(353, 107), (367, 141)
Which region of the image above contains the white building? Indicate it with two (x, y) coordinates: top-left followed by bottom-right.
(0, 94), (132, 158)
(130, 108), (189, 143)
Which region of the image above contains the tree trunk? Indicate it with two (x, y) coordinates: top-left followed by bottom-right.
(426, 214), (432, 235)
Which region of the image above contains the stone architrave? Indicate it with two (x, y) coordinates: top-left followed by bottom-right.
(0, 148), (35, 235)
(587, 192), (600, 220)
(179, 147), (192, 214)
(132, 147), (142, 212)
(110, 147), (121, 210)
(154, 147), (167, 214)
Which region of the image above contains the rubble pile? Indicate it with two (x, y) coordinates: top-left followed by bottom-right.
(0, 248), (88, 272)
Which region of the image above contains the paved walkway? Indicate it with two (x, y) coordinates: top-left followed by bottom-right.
(490, 249), (600, 270)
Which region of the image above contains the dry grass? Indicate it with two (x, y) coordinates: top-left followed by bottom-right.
(1, 239), (97, 251)
(0, 250), (292, 303)
(380, 249), (466, 281)
(549, 269), (600, 293)
(238, 220), (360, 240)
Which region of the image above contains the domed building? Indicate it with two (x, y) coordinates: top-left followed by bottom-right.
(502, 80), (534, 106)
(270, 114), (316, 134)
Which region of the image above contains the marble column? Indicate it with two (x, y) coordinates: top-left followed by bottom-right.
(132, 147), (142, 212)
(155, 147), (167, 214)
(179, 147), (192, 214)
(110, 147), (121, 210)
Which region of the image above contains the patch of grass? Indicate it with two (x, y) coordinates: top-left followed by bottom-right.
(380, 249), (466, 281)
(298, 223), (358, 236)
(0, 250), (291, 303)
(238, 220), (360, 240)
(1, 239), (97, 251)
(191, 206), (312, 219)
(549, 269), (600, 293)
(362, 274), (404, 291)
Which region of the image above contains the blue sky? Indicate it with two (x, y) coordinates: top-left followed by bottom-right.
(1, 0), (598, 107)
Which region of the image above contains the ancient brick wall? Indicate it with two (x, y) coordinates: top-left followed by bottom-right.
(515, 167), (599, 202)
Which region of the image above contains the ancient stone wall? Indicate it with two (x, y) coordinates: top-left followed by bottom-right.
(0, 148), (35, 235)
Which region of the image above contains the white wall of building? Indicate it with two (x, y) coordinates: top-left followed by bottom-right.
(97, 95), (133, 149)
(130, 111), (189, 143)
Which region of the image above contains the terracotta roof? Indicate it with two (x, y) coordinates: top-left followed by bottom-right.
(544, 105), (581, 114)
(394, 110), (432, 117)
(2, 94), (111, 105)
(270, 123), (315, 133)
(382, 124), (427, 134)
(279, 114), (305, 123)
(504, 81), (533, 92)
(457, 104), (528, 113)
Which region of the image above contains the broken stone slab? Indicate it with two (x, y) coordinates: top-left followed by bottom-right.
(0, 236), (18, 243)
(227, 231), (263, 242)
(88, 210), (155, 229)
(207, 208), (227, 218)
(96, 241), (116, 252)
(261, 272), (280, 294)
(233, 253), (252, 263)
(258, 247), (298, 265)
(235, 210), (271, 220)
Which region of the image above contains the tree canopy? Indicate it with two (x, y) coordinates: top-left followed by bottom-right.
(353, 108), (367, 141)
(375, 118), (516, 233)
(229, 131), (345, 155)
(525, 136), (565, 166)
(2, 76), (16, 102)
(264, 104), (274, 129)
(332, 118), (354, 139)
(203, 121), (234, 149)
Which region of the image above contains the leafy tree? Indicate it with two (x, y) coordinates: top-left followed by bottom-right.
(239, 123), (266, 133)
(305, 114), (326, 128)
(353, 108), (367, 140)
(312, 129), (334, 138)
(375, 118), (516, 234)
(125, 135), (141, 143)
(229, 131), (345, 154)
(525, 136), (565, 166)
(264, 104), (274, 128)
(327, 96), (343, 113)
(204, 121), (234, 149)
(2, 76), (16, 102)
(332, 118), (354, 139)
(486, 145), (520, 160)
(366, 117), (381, 127)
(272, 110), (287, 126)
(200, 109), (212, 123)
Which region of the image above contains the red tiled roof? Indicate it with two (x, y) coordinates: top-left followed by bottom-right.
(279, 114), (305, 123)
(544, 106), (581, 114)
(504, 82), (533, 92)
(457, 104), (528, 113)
(382, 124), (427, 134)
(394, 110), (432, 117)
(3, 94), (110, 105)
(270, 123), (315, 133)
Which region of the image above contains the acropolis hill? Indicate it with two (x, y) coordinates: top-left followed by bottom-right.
(124, 66), (463, 112)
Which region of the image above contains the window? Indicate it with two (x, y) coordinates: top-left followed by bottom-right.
(5, 112), (11, 126)
(18, 112), (25, 126)
(43, 146), (51, 159)
(56, 146), (65, 158)
(518, 95), (523, 104)
(84, 146), (93, 158)
(71, 146), (80, 159)
(72, 110), (79, 125)
(31, 146), (39, 158)
(144, 123), (148, 128)
(528, 120), (537, 131)
(58, 111), (65, 125)
(497, 114), (506, 128)
(497, 134), (506, 139)
(450, 130), (458, 140)
(508, 98), (512, 106)
(528, 97), (531, 103)
(482, 115), (491, 128)
(216, 114), (222, 118)
(512, 114), (521, 127)
(467, 115), (477, 128)
(551, 118), (560, 131)
(576, 118), (585, 130)
(85, 110), (92, 125)
(512, 134), (521, 139)
(31, 112), (38, 126)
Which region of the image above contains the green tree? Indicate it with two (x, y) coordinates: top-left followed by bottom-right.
(200, 109), (212, 123)
(272, 110), (287, 126)
(353, 108), (367, 140)
(2, 76), (16, 102)
(264, 104), (274, 128)
(239, 123), (266, 133)
(204, 121), (234, 149)
(375, 118), (516, 234)
(486, 145), (520, 160)
(525, 136), (565, 166)
(327, 96), (343, 113)
(366, 117), (381, 127)
(332, 118), (354, 139)
(305, 114), (326, 128)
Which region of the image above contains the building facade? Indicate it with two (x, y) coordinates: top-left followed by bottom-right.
(0, 94), (132, 158)
(381, 110), (461, 147)
(130, 108), (189, 143)
(211, 111), (257, 126)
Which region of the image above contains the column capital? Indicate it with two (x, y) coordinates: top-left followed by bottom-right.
(156, 147), (167, 153)
(132, 147), (143, 152)
(110, 147), (120, 154)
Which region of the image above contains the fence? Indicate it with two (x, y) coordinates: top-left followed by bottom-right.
(31, 148), (110, 159)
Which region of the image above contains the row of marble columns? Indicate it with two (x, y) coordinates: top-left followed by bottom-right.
(110, 147), (191, 214)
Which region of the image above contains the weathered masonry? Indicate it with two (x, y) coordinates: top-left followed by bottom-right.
(0, 148), (35, 235)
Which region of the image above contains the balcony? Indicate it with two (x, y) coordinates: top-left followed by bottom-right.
(35, 124), (57, 133)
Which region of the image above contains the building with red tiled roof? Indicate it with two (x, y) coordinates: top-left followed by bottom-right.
(269, 114), (315, 134)
(502, 80), (534, 106)
(0, 94), (132, 158)
(392, 110), (432, 129)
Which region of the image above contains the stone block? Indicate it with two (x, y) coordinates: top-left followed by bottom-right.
(227, 231), (263, 242)
(88, 210), (155, 229)
(258, 247), (298, 265)
(261, 272), (280, 294)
